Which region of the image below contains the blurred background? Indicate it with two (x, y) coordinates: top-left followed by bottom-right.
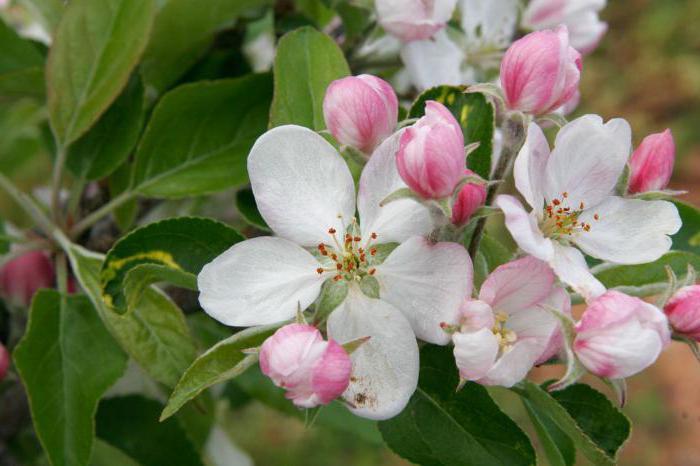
(1, 1), (699, 465)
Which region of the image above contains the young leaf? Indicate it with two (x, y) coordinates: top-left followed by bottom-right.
(16, 0), (65, 37)
(100, 217), (243, 312)
(0, 19), (45, 101)
(672, 200), (700, 254)
(66, 75), (144, 181)
(513, 381), (631, 466)
(109, 161), (139, 231)
(140, 0), (272, 94)
(64, 243), (197, 387)
(160, 324), (280, 420)
(472, 233), (513, 288)
(380, 345), (536, 466)
(90, 439), (142, 466)
(269, 26), (350, 130)
(47, 0), (156, 144)
(131, 75), (272, 198)
(409, 86), (495, 179)
(97, 396), (203, 466)
(522, 399), (575, 466)
(235, 187), (270, 231)
(13, 290), (128, 466)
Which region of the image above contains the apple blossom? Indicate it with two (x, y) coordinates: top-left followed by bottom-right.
(198, 125), (472, 419)
(375, 0), (457, 42)
(500, 26), (582, 116)
(522, 0), (608, 54)
(664, 285), (700, 341)
(628, 129), (675, 194)
(451, 169), (487, 226)
(396, 101), (465, 199)
(0, 342), (8, 382)
(574, 290), (670, 379)
(323, 75), (398, 154)
(452, 256), (571, 387)
(0, 251), (55, 308)
(496, 116), (681, 299)
(259, 323), (352, 408)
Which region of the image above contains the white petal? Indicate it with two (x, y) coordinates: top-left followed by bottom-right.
(248, 125), (356, 246)
(327, 289), (419, 420)
(459, 0), (518, 51)
(453, 328), (499, 381)
(575, 197), (681, 264)
(400, 30), (464, 91)
(375, 236), (473, 345)
(549, 243), (605, 300)
(358, 130), (433, 243)
(481, 339), (543, 387)
(495, 195), (554, 261)
(514, 123), (550, 210)
(479, 256), (555, 315)
(544, 115), (631, 209)
(198, 237), (324, 326)
(507, 305), (558, 342)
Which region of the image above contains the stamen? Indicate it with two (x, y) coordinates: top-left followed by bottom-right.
(316, 268), (324, 274)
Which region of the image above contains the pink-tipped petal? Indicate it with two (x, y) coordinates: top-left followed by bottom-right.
(451, 169), (487, 226)
(311, 339), (352, 404)
(0, 251), (55, 308)
(664, 285), (700, 341)
(376, 0), (457, 42)
(628, 129), (675, 194)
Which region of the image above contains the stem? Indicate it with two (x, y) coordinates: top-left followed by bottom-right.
(55, 253), (68, 294)
(70, 191), (134, 238)
(51, 145), (67, 224)
(0, 171), (62, 242)
(468, 113), (527, 258)
(67, 176), (86, 220)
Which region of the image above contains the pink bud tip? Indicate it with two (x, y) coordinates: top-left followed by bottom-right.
(396, 100), (465, 199)
(500, 26), (582, 116)
(664, 285), (700, 341)
(323, 74), (398, 154)
(375, 0), (457, 42)
(574, 291), (670, 379)
(0, 251), (55, 308)
(0, 343), (8, 382)
(628, 129), (675, 194)
(259, 323), (351, 409)
(451, 169), (487, 226)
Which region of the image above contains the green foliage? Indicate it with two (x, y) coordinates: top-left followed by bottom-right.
(0, 19), (45, 102)
(16, 0), (65, 36)
(409, 86), (496, 179)
(472, 233), (513, 288)
(14, 291), (128, 466)
(235, 187), (270, 231)
(269, 26), (350, 129)
(100, 217), (243, 312)
(89, 440), (142, 466)
(594, 250), (700, 291)
(672, 200), (700, 254)
(131, 74), (272, 198)
(380, 345), (536, 466)
(47, 0), (156, 145)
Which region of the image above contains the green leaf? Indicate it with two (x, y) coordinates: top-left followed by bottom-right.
(66, 75), (144, 181)
(100, 217), (243, 312)
(16, 0), (65, 36)
(160, 324), (279, 420)
(473, 233), (512, 288)
(109, 161), (139, 231)
(513, 381), (631, 466)
(96, 396), (203, 466)
(409, 86), (495, 179)
(235, 187), (270, 231)
(269, 26), (350, 130)
(522, 399), (575, 466)
(140, 0), (272, 94)
(594, 251), (700, 293)
(132, 74), (272, 198)
(672, 200), (700, 254)
(0, 19), (45, 101)
(14, 290), (128, 466)
(64, 243), (197, 387)
(90, 439), (142, 466)
(47, 0), (156, 144)
(380, 345), (536, 466)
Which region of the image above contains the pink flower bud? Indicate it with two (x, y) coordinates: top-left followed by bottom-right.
(574, 291), (670, 379)
(500, 26), (582, 115)
(451, 169), (487, 226)
(375, 0), (457, 42)
(259, 323), (352, 408)
(396, 100), (465, 199)
(0, 251), (55, 308)
(0, 342), (9, 382)
(664, 285), (700, 341)
(627, 129), (675, 194)
(323, 75), (398, 154)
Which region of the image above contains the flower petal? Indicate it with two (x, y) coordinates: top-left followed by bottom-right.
(358, 130), (433, 243)
(514, 123), (550, 210)
(453, 328), (499, 381)
(575, 197), (681, 264)
(495, 195), (554, 261)
(375, 236), (473, 345)
(549, 243), (605, 300)
(459, 0), (518, 51)
(198, 237), (324, 326)
(400, 30), (464, 91)
(248, 125), (356, 246)
(327, 289), (419, 420)
(479, 256), (555, 315)
(480, 339), (543, 387)
(543, 115), (631, 209)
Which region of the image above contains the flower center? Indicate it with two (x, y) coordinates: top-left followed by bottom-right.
(492, 312), (517, 354)
(540, 192), (599, 239)
(315, 220), (379, 283)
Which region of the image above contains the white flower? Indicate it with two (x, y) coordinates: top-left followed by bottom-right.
(496, 115), (681, 299)
(198, 126), (473, 420)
